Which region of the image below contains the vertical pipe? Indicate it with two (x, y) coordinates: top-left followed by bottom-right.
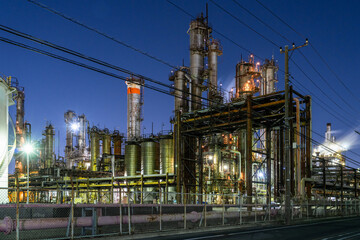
(16, 172), (19, 240)
(323, 158), (326, 198)
(305, 96), (312, 198)
(27, 153), (29, 204)
(198, 138), (203, 202)
(294, 98), (301, 196)
(266, 127), (271, 205)
(175, 111), (181, 203)
(246, 95), (252, 211)
(355, 170), (357, 198)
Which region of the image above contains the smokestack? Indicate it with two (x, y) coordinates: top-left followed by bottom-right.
(126, 77), (143, 141)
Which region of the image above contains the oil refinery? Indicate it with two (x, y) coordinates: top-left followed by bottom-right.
(0, 7), (359, 239)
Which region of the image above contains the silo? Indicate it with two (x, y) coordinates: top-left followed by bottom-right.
(141, 138), (160, 175)
(160, 135), (174, 174)
(125, 143), (141, 176)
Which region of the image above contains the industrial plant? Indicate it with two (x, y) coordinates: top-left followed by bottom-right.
(0, 11), (358, 239)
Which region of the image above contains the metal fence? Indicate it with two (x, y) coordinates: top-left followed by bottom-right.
(1, 187), (360, 239)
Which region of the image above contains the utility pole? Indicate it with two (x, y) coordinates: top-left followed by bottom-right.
(280, 39), (308, 225)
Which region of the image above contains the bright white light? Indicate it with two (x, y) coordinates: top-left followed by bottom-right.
(208, 155), (213, 160)
(23, 144), (33, 154)
(258, 171), (264, 178)
(223, 164), (229, 171)
(71, 122), (80, 132)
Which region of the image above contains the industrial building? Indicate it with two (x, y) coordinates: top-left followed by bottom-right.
(0, 13), (358, 215)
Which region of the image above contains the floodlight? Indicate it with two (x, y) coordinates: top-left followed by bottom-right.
(23, 143), (33, 154)
(71, 122), (80, 132)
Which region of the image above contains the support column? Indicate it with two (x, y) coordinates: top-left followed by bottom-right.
(175, 111), (181, 203)
(246, 95), (252, 210)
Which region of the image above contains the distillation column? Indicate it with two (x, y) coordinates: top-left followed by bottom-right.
(43, 124), (55, 169)
(208, 39), (222, 105)
(126, 78), (142, 141)
(235, 55), (259, 99)
(260, 58), (278, 95)
(0, 77), (15, 203)
(189, 15), (208, 111)
(125, 77), (143, 177)
(78, 114), (87, 155)
(15, 89), (25, 173)
(64, 110), (76, 167)
(170, 68), (188, 113)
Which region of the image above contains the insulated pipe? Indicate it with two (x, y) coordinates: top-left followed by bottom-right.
(294, 98), (301, 196)
(0, 211), (249, 234)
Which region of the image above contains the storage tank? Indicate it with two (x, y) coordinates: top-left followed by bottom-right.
(90, 127), (100, 171)
(125, 143), (141, 176)
(160, 135), (174, 174)
(141, 138), (160, 175)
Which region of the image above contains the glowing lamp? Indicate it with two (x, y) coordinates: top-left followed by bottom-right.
(71, 122), (80, 132)
(23, 143), (33, 154)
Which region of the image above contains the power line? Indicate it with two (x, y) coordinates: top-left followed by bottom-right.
(215, 0), (358, 122)
(290, 78), (355, 128)
(232, 0), (358, 116)
(290, 59), (354, 117)
(166, 0), (268, 62)
(27, 0), (178, 69)
(209, 0), (280, 48)
(167, 0), (357, 129)
(232, 0), (291, 43)
(0, 24), (217, 108)
(0, 36), (189, 102)
(255, 0), (306, 40)
(255, 0), (360, 108)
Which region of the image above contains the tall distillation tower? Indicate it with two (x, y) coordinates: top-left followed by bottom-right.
(0, 76), (15, 203)
(189, 14), (208, 111)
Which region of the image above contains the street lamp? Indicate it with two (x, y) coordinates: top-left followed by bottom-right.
(23, 143), (33, 204)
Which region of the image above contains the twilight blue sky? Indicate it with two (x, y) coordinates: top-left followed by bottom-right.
(1, 0), (360, 169)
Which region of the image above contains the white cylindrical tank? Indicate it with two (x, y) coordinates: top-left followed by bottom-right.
(0, 78), (15, 203)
